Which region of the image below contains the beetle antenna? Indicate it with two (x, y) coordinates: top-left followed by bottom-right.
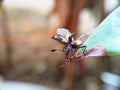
(51, 49), (63, 52)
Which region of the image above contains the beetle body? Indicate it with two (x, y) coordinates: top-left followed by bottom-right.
(51, 28), (86, 58)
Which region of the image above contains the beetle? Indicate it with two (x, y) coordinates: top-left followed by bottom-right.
(51, 28), (86, 62)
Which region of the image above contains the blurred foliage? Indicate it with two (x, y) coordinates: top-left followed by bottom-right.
(84, 7), (120, 56)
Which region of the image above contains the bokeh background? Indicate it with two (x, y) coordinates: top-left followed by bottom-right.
(0, 0), (120, 90)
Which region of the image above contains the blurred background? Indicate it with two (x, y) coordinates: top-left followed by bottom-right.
(0, 0), (120, 90)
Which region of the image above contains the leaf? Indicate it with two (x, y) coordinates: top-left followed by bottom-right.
(78, 7), (120, 57)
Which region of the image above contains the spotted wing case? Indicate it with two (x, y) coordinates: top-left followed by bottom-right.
(52, 28), (71, 44)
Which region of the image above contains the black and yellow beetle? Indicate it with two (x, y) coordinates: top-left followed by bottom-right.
(51, 28), (86, 59)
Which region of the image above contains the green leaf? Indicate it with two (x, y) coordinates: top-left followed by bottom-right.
(81, 7), (120, 56)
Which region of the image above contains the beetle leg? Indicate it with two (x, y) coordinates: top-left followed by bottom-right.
(71, 49), (75, 57)
(63, 46), (70, 56)
(65, 58), (70, 64)
(82, 45), (86, 54)
(77, 45), (86, 54)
